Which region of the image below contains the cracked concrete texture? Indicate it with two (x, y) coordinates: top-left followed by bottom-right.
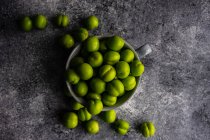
(0, 0), (210, 140)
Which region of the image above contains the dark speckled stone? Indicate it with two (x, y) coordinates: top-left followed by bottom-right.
(0, 0), (210, 140)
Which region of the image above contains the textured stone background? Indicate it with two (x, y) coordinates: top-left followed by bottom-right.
(0, 0), (210, 140)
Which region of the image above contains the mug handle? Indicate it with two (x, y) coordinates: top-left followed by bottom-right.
(135, 44), (152, 59)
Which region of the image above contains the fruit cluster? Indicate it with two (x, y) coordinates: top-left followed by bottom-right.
(20, 14), (155, 137)
(67, 35), (145, 110)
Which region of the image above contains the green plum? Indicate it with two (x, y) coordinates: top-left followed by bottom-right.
(74, 81), (88, 97)
(87, 99), (103, 115)
(140, 122), (156, 138)
(106, 79), (124, 97)
(115, 119), (130, 135)
(55, 14), (69, 27)
(88, 51), (103, 67)
(84, 15), (99, 30)
(102, 94), (117, 106)
(86, 92), (101, 100)
(63, 112), (78, 129)
(78, 108), (92, 121)
(90, 78), (106, 94)
(101, 110), (116, 123)
(84, 36), (99, 52)
(120, 49), (134, 63)
(130, 60), (144, 76)
(122, 76), (136, 91)
(70, 57), (84, 67)
(115, 61), (130, 79)
(21, 16), (33, 32)
(34, 14), (47, 29)
(73, 28), (88, 42)
(86, 120), (100, 134)
(60, 34), (74, 49)
(106, 36), (124, 51)
(104, 51), (120, 65)
(99, 65), (116, 82)
(66, 69), (80, 85)
(71, 99), (84, 110)
(77, 63), (93, 80)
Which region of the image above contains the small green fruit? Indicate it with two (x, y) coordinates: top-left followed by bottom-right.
(84, 36), (99, 52)
(102, 94), (117, 106)
(90, 78), (106, 94)
(120, 49), (135, 63)
(66, 69), (80, 85)
(21, 16), (33, 32)
(63, 112), (78, 129)
(73, 28), (88, 42)
(74, 81), (88, 97)
(140, 122), (156, 138)
(87, 99), (103, 115)
(55, 15), (69, 27)
(78, 108), (92, 121)
(106, 79), (124, 97)
(34, 14), (47, 29)
(130, 60), (144, 76)
(86, 120), (100, 134)
(115, 119), (130, 135)
(104, 51), (120, 65)
(122, 76), (136, 91)
(60, 34), (74, 49)
(107, 36), (124, 51)
(115, 61), (130, 79)
(77, 63), (93, 80)
(88, 51), (103, 67)
(84, 15), (99, 30)
(71, 100), (84, 110)
(86, 92), (101, 100)
(101, 110), (116, 123)
(99, 65), (116, 82)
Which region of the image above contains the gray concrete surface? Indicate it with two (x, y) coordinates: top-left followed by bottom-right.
(0, 0), (210, 140)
